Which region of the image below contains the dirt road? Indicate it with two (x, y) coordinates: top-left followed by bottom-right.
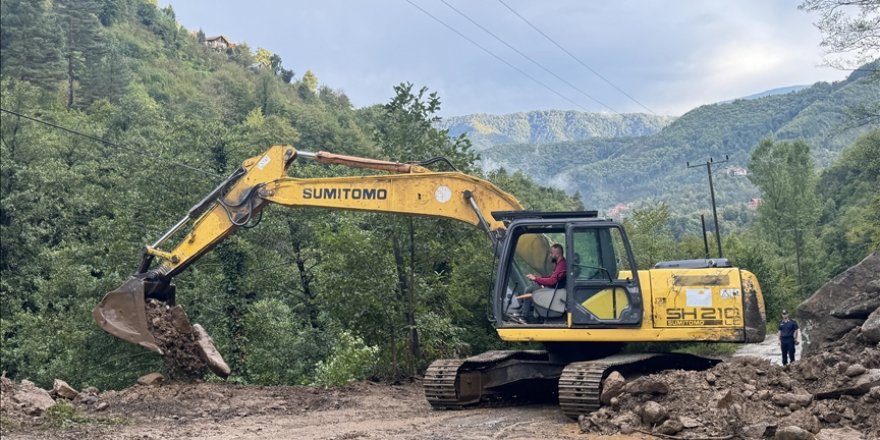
(3, 380), (654, 440)
(1, 338), (792, 440)
(731, 332), (800, 365)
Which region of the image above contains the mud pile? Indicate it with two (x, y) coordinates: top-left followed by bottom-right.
(580, 252), (880, 439)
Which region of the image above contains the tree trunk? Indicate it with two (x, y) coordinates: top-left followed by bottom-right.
(392, 234), (415, 372)
(407, 218), (421, 369)
(66, 17), (75, 109)
(287, 220), (318, 328)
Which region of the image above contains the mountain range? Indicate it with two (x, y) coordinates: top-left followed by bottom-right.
(436, 111), (676, 150)
(469, 65), (879, 217)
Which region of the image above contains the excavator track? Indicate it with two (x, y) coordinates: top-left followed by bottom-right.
(558, 353), (719, 419)
(424, 350), (562, 410)
(424, 359), (473, 409)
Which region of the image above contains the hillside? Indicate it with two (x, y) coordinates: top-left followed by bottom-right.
(0, 0), (582, 391)
(481, 65), (880, 214)
(436, 110), (676, 150)
(735, 85), (808, 101)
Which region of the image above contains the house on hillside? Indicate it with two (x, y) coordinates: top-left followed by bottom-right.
(747, 198), (763, 210)
(607, 202), (633, 219)
(205, 35), (234, 50)
(724, 166), (748, 177)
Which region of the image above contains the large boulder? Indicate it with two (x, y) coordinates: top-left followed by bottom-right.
(600, 371), (626, 404)
(797, 252), (879, 355)
(52, 379), (78, 400)
(12, 380), (56, 416)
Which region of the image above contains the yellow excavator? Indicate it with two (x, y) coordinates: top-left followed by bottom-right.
(94, 144), (766, 418)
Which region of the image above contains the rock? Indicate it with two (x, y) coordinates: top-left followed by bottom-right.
(869, 386), (880, 400)
(600, 371), (626, 404)
(680, 415), (701, 429)
(815, 427), (865, 440)
(831, 290), (880, 319)
(781, 409), (821, 434)
(639, 401), (668, 425)
(743, 423), (775, 439)
(625, 378), (669, 395)
(758, 389), (772, 400)
(52, 379), (78, 400)
(772, 392), (812, 408)
(655, 418), (684, 435)
(798, 252), (880, 355)
(775, 425), (815, 440)
(716, 389), (735, 409)
(193, 324), (231, 378)
(705, 372), (716, 385)
(609, 397), (620, 408)
(1, 373), (12, 393)
(861, 307), (880, 344)
(137, 372), (165, 386)
(610, 411), (640, 432)
(94, 401), (108, 411)
(844, 364), (866, 377)
(12, 380), (56, 416)
(81, 386), (99, 395)
(815, 369), (880, 398)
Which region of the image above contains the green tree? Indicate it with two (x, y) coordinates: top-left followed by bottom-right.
(816, 128), (880, 274)
(799, 0), (880, 68)
(254, 47), (272, 68)
(0, 0), (64, 90)
(623, 203), (676, 268)
(299, 69), (318, 100)
(55, 0), (105, 108)
(748, 139), (822, 297)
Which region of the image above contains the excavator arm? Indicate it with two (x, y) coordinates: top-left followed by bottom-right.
(93, 144), (535, 363)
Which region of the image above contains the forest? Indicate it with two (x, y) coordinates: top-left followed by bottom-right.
(1, 0), (877, 393)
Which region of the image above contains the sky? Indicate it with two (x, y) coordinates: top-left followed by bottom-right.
(159, 0), (848, 117)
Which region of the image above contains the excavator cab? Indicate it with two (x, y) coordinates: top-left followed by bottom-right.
(493, 211), (643, 328)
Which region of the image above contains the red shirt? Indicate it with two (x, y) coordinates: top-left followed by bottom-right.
(535, 257), (566, 287)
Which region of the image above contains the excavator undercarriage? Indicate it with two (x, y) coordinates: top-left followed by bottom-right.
(425, 349), (720, 419)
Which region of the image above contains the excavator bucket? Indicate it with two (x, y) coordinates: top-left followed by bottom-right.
(93, 278), (162, 354)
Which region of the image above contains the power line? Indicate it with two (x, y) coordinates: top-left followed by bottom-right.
(438, 0), (617, 113)
(404, 0), (595, 113)
(497, 0), (658, 115)
(0, 107), (223, 178)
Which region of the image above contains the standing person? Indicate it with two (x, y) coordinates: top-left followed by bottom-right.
(509, 244), (566, 324)
(779, 310), (800, 366)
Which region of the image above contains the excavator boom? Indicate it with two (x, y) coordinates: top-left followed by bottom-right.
(93, 144), (529, 366)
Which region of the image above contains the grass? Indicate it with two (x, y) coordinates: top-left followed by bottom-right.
(623, 341), (739, 357)
(44, 401), (94, 429)
(42, 401), (126, 430)
(0, 415), (20, 431)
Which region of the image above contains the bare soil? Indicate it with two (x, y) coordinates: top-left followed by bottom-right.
(1, 380), (645, 440)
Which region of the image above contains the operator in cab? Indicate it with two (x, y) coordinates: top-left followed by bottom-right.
(509, 244), (566, 324)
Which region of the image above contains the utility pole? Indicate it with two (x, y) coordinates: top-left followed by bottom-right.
(688, 155), (728, 258)
(700, 214), (710, 259)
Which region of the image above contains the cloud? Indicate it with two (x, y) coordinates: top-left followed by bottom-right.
(162, 0), (850, 117)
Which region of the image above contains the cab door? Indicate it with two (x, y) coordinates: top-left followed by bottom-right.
(566, 224), (642, 326)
